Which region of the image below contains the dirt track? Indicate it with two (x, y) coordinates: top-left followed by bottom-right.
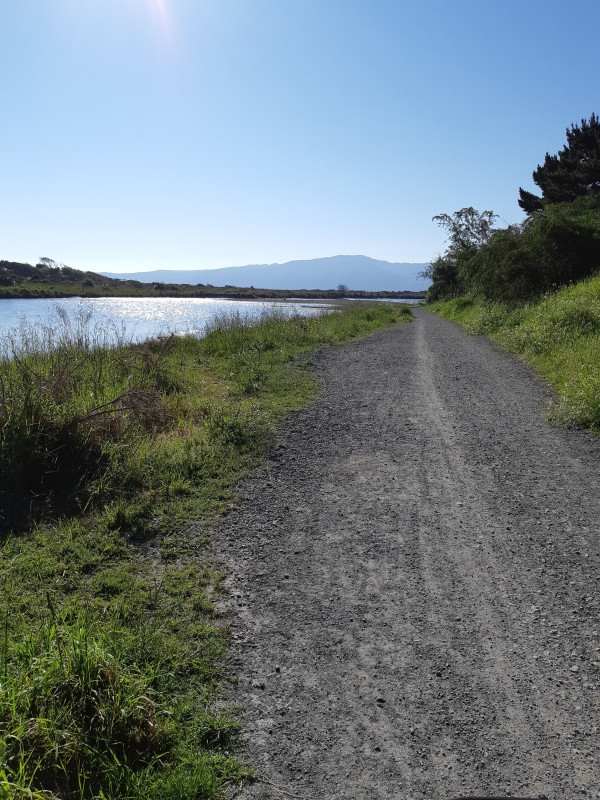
(219, 308), (600, 799)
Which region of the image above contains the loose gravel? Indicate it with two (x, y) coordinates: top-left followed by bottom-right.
(219, 308), (600, 799)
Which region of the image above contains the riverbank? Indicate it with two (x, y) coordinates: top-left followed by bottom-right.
(0, 286), (426, 301)
(0, 260), (426, 302)
(0, 259), (425, 302)
(429, 271), (600, 430)
(0, 302), (411, 800)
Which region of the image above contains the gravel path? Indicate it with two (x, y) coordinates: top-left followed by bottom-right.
(219, 308), (600, 799)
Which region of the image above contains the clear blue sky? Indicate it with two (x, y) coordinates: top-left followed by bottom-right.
(1, 0), (599, 273)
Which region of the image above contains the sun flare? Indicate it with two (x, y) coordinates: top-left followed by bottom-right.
(147, 0), (175, 46)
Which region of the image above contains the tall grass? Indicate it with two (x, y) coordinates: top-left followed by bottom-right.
(0, 301), (411, 799)
(1, 557), (242, 800)
(0, 309), (181, 526)
(429, 273), (600, 429)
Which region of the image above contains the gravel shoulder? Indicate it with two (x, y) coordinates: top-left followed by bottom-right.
(218, 308), (600, 799)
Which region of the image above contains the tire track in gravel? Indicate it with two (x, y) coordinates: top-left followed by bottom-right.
(219, 308), (600, 799)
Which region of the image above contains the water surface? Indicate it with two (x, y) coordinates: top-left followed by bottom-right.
(0, 296), (334, 346)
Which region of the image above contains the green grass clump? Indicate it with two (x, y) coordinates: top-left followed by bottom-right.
(430, 273), (600, 429)
(0, 301), (410, 799)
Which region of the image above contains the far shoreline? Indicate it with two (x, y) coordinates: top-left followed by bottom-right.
(0, 288), (427, 302)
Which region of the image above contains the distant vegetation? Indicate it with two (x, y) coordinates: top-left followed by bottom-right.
(0, 258), (424, 300)
(424, 114), (600, 302)
(0, 302), (412, 799)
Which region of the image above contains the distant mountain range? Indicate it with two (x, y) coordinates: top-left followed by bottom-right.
(101, 255), (430, 292)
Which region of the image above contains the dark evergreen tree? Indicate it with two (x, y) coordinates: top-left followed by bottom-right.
(519, 113), (600, 212)
(517, 188), (544, 214)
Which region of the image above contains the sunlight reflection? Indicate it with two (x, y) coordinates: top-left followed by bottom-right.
(0, 297), (333, 348)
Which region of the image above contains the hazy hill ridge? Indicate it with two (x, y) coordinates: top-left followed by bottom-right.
(101, 255), (430, 292)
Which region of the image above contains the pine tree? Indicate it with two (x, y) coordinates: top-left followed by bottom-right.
(518, 113), (600, 212)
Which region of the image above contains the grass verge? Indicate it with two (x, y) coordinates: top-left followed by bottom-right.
(0, 301), (412, 799)
(429, 273), (600, 429)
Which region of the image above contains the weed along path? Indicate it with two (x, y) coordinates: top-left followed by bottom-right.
(219, 307), (600, 799)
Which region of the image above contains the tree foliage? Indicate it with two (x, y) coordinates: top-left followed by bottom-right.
(423, 208), (497, 300)
(432, 207), (498, 254)
(518, 114), (600, 213)
(427, 114), (600, 302)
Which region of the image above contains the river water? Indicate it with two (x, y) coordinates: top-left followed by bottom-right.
(0, 296), (335, 348)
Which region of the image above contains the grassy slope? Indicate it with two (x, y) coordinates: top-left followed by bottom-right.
(429, 273), (600, 430)
(0, 303), (412, 800)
